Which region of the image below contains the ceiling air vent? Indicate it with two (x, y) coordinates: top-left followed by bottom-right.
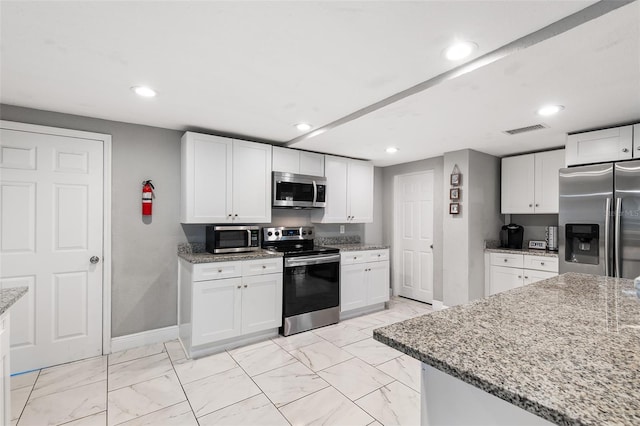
(503, 124), (547, 135)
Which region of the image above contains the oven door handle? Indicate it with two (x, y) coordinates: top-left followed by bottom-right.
(285, 254), (340, 267)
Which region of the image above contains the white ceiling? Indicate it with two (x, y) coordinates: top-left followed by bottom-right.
(2, 1), (638, 166)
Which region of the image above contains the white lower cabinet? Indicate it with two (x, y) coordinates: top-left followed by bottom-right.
(487, 252), (558, 296)
(0, 312), (9, 426)
(179, 257), (282, 357)
(340, 249), (389, 317)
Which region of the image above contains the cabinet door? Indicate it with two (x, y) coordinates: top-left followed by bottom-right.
(232, 140), (272, 223)
(299, 151), (325, 176)
(523, 269), (557, 285)
(241, 273), (283, 334)
(340, 263), (367, 312)
(347, 160), (374, 223)
(489, 266), (523, 295)
(181, 132), (232, 223)
(313, 155), (349, 223)
(272, 146), (300, 173)
(565, 125), (633, 166)
(534, 150), (565, 213)
(501, 154), (535, 214)
(367, 261), (390, 305)
(192, 278), (242, 346)
(634, 124), (640, 159)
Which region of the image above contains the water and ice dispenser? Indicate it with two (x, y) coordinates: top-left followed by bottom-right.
(565, 224), (599, 264)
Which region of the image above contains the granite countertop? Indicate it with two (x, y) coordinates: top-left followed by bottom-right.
(179, 250), (283, 264)
(0, 287), (28, 315)
(325, 243), (390, 252)
(374, 273), (640, 426)
(485, 247), (559, 258)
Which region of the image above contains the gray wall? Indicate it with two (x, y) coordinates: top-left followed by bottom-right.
(508, 214), (558, 243)
(381, 157), (444, 301)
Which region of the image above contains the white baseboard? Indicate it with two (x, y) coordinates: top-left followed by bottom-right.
(110, 325), (179, 354)
(432, 300), (449, 311)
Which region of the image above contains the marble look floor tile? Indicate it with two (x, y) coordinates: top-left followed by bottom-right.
(368, 422), (383, 426)
(198, 393), (289, 426)
(230, 341), (297, 376)
(117, 401), (197, 426)
(11, 370), (39, 391)
(31, 356), (107, 399)
(317, 358), (394, 400)
(107, 373), (186, 425)
(63, 411), (107, 425)
(271, 331), (324, 352)
(11, 385), (31, 421)
(343, 338), (403, 366)
(173, 351), (237, 384)
(252, 361), (329, 407)
(227, 339), (275, 356)
(19, 380), (106, 426)
(341, 315), (385, 330)
(108, 353), (173, 391)
(376, 355), (421, 392)
(279, 386), (374, 426)
(108, 343), (166, 366)
(356, 381), (420, 426)
(182, 366), (261, 417)
(313, 324), (370, 347)
(164, 340), (186, 363)
(290, 340), (354, 372)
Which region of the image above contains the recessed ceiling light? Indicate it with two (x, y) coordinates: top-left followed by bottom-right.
(537, 105), (565, 116)
(295, 123), (312, 131)
(386, 147), (399, 154)
(131, 86), (157, 98)
(443, 41), (477, 61)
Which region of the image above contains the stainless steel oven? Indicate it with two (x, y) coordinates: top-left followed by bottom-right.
(205, 225), (260, 254)
(273, 172), (327, 209)
(262, 226), (340, 336)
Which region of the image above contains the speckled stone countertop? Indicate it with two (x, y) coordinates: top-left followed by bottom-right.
(485, 247), (559, 257)
(326, 243), (390, 252)
(0, 287), (28, 315)
(374, 273), (640, 426)
(177, 243), (282, 264)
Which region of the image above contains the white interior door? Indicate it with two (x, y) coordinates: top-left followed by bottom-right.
(0, 127), (104, 373)
(396, 171), (434, 303)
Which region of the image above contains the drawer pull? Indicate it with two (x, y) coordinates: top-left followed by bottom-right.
(540, 262), (545, 266)
(262, 265), (266, 269)
(354, 257), (357, 260)
(524, 276), (529, 279)
(218, 269), (222, 273)
(504, 259), (508, 262)
(377, 254), (381, 257)
(237, 285), (241, 289)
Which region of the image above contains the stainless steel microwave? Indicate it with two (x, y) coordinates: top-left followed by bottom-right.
(273, 172), (327, 208)
(205, 225), (260, 254)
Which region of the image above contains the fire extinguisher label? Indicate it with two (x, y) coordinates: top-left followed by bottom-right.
(142, 193), (152, 201)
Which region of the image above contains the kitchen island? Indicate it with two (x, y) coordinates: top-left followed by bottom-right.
(374, 273), (640, 425)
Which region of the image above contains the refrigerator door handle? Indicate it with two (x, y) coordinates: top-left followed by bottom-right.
(605, 197), (611, 277)
(614, 197), (622, 278)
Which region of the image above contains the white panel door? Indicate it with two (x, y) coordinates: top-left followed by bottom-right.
(192, 134), (232, 222)
(0, 128), (103, 373)
(396, 171), (434, 303)
(489, 266), (523, 295)
(367, 261), (390, 305)
(501, 154), (535, 213)
(241, 273), (282, 334)
(347, 160), (373, 223)
(523, 269), (557, 285)
(534, 150), (565, 213)
(232, 140), (271, 223)
(340, 263), (367, 312)
(192, 278), (242, 346)
(314, 156), (348, 223)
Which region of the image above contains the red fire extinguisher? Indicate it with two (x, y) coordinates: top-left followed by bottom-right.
(142, 180), (154, 215)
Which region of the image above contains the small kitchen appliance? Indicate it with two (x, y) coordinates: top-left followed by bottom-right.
(205, 225), (260, 254)
(262, 226), (340, 336)
(272, 172), (327, 209)
(546, 226), (559, 251)
(501, 224), (524, 249)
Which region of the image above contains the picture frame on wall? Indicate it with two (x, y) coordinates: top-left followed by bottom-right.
(450, 188), (460, 200)
(450, 173), (461, 186)
(449, 202), (460, 215)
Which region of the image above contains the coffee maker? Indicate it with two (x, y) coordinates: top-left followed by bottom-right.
(501, 224), (524, 249)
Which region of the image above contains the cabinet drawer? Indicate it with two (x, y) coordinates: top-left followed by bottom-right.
(242, 258), (283, 276)
(341, 251), (368, 265)
(193, 261), (242, 281)
(524, 255), (558, 273)
(490, 253), (524, 268)
(366, 249), (389, 262)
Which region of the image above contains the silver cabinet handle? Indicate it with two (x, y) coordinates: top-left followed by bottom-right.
(518, 275), (522, 279)
(218, 269), (222, 273)
(615, 197), (622, 278)
(535, 203), (539, 207)
(237, 285), (241, 289)
(622, 148), (629, 153)
(90, 256), (100, 264)
(234, 214), (238, 217)
(504, 258), (508, 262)
(541, 262), (545, 266)
(228, 214), (232, 217)
(605, 197), (611, 277)
(244, 284), (248, 288)
(524, 276), (529, 279)
(262, 265), (266, 269)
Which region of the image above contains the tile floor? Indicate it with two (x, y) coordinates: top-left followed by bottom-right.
(11, 297), (433, 426)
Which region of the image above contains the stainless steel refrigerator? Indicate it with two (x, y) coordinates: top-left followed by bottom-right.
(559, 160), (640, 278)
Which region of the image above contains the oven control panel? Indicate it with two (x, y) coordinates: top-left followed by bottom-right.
(263, 226), (314, 242)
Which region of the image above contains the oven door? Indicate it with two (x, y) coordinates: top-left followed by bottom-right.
(283, 254), (340, 317)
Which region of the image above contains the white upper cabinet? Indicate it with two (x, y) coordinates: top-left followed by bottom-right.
(272, 146), (324, 176)
(311, 155), (373, 223)
(501, 149), (564, 214)
(181, 132), (271, 223)
(565, 125), (633, 166)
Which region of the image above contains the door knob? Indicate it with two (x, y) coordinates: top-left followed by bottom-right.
(90, 256), (100, 264)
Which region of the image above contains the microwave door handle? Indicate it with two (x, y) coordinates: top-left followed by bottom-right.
(247, 230), (252, 247)
(312, 180), (317, 206)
